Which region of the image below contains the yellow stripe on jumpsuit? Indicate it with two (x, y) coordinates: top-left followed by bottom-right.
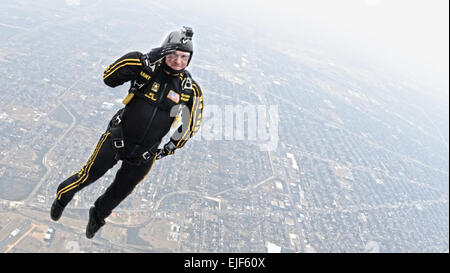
(55, 131), (156, 220)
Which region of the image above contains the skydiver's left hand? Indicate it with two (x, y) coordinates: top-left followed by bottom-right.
(156, 141), (176, 160)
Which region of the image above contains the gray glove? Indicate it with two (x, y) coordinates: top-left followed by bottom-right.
(143, 44), (178, 64)
(156, 141), (176, 160)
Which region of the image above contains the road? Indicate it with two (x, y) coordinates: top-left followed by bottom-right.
(24, 58), (104, 202)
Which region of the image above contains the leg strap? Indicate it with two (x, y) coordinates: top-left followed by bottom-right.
(108, 109), (126, 160)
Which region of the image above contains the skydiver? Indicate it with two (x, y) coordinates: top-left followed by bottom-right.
(50, 26), (204, 239)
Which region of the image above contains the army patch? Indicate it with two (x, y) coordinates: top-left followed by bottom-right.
(151, 82), (160, 92)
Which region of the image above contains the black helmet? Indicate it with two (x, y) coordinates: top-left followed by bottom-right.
(161, 26), (194, 65)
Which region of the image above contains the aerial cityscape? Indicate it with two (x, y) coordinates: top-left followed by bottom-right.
(0, 0), (448, 253)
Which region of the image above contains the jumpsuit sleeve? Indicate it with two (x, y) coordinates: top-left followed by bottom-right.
(170, 80), (204, 150)
(103, 51), (144, 87)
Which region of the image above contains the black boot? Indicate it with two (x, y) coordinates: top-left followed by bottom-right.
(50, 199), (65, 221)
(86, 207), (105, 239)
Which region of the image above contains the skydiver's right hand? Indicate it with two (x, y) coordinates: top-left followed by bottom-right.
(143, 44), (178, 64)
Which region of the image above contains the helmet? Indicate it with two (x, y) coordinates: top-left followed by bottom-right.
(161, 26), (194, 65)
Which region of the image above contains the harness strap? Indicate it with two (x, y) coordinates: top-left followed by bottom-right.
(181, 70), (193, 91)
(108, 109), (126, 161)
(123, 143), (159, 166)
(108, 109), (159, 165)
(112, 69), (193, 164)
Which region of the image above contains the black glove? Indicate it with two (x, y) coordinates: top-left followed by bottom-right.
(156, 141), (177, 160)
(143, 44), (178, 64)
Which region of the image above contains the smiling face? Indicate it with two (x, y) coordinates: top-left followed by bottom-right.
(165, 50), (190, 71)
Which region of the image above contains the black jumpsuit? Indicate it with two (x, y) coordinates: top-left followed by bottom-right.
(55, 51), (204, 220)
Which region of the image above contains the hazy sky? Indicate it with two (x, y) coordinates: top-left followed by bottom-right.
(183, 0), (448, 94)
(263, 0), (449, 80)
